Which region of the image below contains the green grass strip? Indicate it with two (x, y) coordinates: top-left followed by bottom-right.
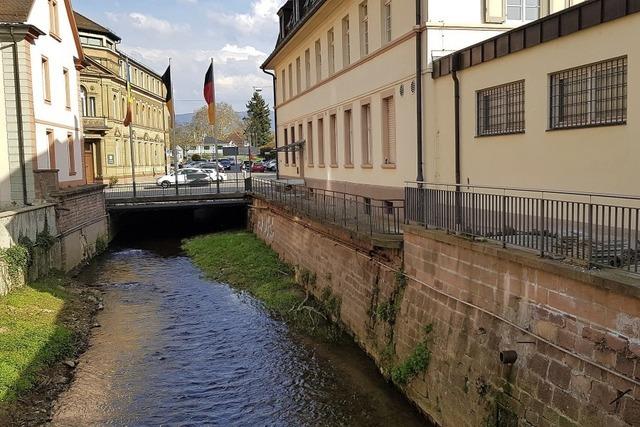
(183, 231), (340, 340)
(0, 275), (75, 401)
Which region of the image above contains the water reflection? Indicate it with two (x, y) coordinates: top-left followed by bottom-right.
(52, 235), (429, 426)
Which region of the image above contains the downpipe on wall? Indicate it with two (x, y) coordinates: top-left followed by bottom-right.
(415, 0), (424, 183)
(9, 27), (31, 206)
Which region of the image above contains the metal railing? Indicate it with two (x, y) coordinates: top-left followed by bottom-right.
(105, 179), (248, 201)
(405, 182), (640, 274)
(252, 178), (404, 235)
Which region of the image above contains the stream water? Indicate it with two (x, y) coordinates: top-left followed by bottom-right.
(50, 220), (429, 426)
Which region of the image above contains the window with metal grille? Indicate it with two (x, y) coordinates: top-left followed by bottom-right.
(550, 56), (627, 129)
(476, 80), (525, 136)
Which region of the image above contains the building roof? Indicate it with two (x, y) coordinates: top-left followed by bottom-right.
(74, 11), (121, 42)
(0, 0), (35, 24)
(432, 0), (640, 78)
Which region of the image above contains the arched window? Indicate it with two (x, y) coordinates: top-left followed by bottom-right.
(80, 86), (88, 117)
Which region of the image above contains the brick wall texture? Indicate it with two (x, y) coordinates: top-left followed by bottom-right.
(55, 188), (106, 235)
(250, 199), (640, 426)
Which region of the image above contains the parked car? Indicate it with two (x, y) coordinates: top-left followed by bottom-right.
(156, 168), (214, 188)
(201, 168), (227, 181)
(251, 162), (266, 173)
(219, 159), (232, 170)
(200, 162), (225, 172)
(265, 159), (277, 171)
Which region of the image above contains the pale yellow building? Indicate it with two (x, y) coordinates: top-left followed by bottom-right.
(75, 12), (169, 184)
(262, 0), (583, 199)
(427, 1), (639, 197)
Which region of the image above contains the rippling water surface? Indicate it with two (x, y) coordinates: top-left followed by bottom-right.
(52, 237), (429, 426)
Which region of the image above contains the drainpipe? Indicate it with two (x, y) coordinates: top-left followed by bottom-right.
(9, 27), (30, 206)
(452, 53), (462, 227)
(451, 53), (461, 187)
(415, 0), (424, 183)
(262, 69), (279, 180)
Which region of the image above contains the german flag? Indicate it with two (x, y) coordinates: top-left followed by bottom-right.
(161, 66), (174, 128)
(204, 62), (216, 125)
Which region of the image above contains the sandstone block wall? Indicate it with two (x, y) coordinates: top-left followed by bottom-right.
(250, 198), (640, 426)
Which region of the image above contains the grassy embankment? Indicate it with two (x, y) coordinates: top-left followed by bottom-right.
(183, 231), (341, 340)
(0, 274), (89, 403)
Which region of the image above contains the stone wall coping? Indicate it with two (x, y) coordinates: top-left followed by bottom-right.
(50, 184), (107, 199)
(0, 203), (56, 219)
(404, 224), (640, 299)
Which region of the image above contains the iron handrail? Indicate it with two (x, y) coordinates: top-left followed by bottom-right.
(405, 184), (640, 275)
(406, 181), (640, 202)
(252, 178), (404, 235)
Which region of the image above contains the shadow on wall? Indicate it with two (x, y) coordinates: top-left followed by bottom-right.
(0, 204), (61, 296)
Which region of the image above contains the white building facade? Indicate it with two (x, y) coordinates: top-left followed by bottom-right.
(263, 0), (583, 199)
(0, 0), (86, 211)
(29, 0), (86, 187)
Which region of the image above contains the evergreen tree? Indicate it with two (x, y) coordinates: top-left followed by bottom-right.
(245, 91), (272, 147)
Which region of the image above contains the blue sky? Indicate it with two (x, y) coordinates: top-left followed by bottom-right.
(73, 0), (282, 113)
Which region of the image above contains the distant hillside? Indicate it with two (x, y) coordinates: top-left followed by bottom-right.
(176, 113), (194, 125)
(175, 111), (275, 129)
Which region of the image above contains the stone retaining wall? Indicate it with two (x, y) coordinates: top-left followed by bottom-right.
(250, 198), (640, 426)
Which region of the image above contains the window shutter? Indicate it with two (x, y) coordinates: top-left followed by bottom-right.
(386, 97), (396, 164)
(485, 0), (506, 23)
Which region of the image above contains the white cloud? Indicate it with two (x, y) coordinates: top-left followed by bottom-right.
(209, 0), (280, 35)
(106, 12), (190, 35)
(128, 12), (190, 34)
(119, 44), (272, 112)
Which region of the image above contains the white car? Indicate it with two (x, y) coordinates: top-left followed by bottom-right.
(201, 168), (228, 182)
(156, 168), (225, 188)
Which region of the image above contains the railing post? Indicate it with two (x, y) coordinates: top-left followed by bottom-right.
(501, 194), (507, 249)
(539, 198), (545, 257)
(423, 187), (428, 229)
(587, 202), (593, 267)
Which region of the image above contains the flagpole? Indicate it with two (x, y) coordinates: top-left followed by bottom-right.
(126, 58), (137, 198)
(169, 58), (179, 195)
(210, 58), (220, 194)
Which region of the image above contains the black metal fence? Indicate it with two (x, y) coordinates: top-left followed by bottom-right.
(406, 182), (640, 274)
(252, 178), (404, 235)
(105, 179), (248, 200)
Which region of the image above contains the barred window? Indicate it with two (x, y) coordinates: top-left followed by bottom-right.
(476, 80), (525, 136)
(550, 57), (627, 129)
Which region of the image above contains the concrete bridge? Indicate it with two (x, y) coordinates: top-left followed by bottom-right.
(104, 179), (252, 212)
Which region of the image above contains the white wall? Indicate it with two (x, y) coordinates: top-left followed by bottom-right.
(27, 0), (84, 185)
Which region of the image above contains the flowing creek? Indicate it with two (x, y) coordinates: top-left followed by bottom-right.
(51, 233), (429, 426)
